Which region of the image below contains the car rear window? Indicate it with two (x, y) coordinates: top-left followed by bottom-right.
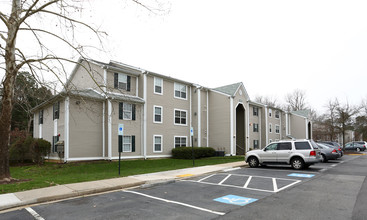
(278, 142), (292, 150)
(295, 142), (311, 150)
(356, 142), (365, 145)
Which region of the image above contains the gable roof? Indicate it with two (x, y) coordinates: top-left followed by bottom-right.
(291, 110), (310, 118)
(213, 82), (242, 96)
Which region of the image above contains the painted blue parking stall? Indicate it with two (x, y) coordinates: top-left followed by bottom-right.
(288, 173), (315, 178)
(214, 195), (258, 206)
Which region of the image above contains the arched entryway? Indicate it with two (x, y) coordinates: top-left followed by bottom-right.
(236, 104), (246, 155)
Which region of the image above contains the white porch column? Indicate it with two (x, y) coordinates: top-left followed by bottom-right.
(64, 97), (70, 163)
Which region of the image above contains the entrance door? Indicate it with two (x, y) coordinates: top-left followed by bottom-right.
(236, 104), (246, 155)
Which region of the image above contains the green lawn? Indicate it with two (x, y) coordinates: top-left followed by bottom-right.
(1, 156), (244, 194)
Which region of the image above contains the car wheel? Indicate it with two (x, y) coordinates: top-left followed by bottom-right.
(321, 154), (328, 163)
(356, 148), (361, 152)
(248, 157), (259, 168)
(291, 157), (304, 170)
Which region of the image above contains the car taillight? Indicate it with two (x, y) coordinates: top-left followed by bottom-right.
(310, 151), (316, 156)
(332, 149), (337, 153)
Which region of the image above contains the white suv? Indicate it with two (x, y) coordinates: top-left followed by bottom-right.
(245, 139), (322, 169)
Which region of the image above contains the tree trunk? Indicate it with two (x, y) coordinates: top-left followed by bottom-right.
(0, 0), (20, 181)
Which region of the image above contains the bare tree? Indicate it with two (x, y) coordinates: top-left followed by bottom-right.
(285, 89), (307, 111)
(335, 100), (361, 147)
(322, 98), (339, 141)
(254, 95), (280, 108)
(0, 0), (167, 182)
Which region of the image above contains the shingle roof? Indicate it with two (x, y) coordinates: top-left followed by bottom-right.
(291, 110), (310, 118)
(213, 82), (242, 96)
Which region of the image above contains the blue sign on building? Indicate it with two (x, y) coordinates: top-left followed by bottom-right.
(214, 195), (257, 206)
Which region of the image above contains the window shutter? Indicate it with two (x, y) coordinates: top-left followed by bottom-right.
(127, 76), (131, 91)
(53, 103), (55, 120)
(57, 102), (60, 119)
(119, 102), (123, 120)
(132, 104), (136, 121)
(132, 135), (135, 152)
(114, 73), (118, 89)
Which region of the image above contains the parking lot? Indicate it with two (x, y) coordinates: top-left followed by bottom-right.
(1, 154), (366, 220)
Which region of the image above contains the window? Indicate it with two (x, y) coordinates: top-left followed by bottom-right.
(174, 83), (187, 99)
(275, 125), (280, 134)
(52, 135), (59, 152)
(265, 143), (277, 151)
(275, 110), (280, 119)
(253, 140), (259, 149)
(174, 109), (187, 125)
(154, 77), (163, 94)
(269, 123), (272, 133)
(39, 110), (43, 124)
(153, 106), (163, 123)
(269, 139), (273, 143)
(253, 123), (259, 132)
(295, 142), (311, 150)
(175, 136), (187, 148)
(269, 109), (272, 117)
(53, 102), (59, 120)
(114, 73), (131, 91)
(253, 107), (259, 116)
(278, 142), (292, 150)
(154, 135), (163, 152)
(119, 103), (136, 120)
(118, 135), (135, 152)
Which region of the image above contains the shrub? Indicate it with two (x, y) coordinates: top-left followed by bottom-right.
(9, 135), (51, 165)
(172, 147), (216, 159)
(32, 138), (51, 165)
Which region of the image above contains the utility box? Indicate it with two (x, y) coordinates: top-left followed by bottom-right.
(56, 140), (64, 154)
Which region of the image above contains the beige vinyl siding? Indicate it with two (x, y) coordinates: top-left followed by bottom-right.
(249, 104), (261, 149)
(145, 75), (191, 155)
(290, 114), (307, 139)
(68, 98), (103, 158)
(106, 70), (137, 96)
(68, 61), (104, 91)
(208, 91), (230, 152)
(33, 111), (39, 138)
(200, 89), (208, 147)
(110, 101), (142, 157)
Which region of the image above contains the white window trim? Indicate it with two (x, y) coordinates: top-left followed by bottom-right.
(174, 108), (188, 126)
(174, 136), (187, 148)
(269, 109), (272, 118)
(122, 103), (132, 120)
(275, 110), (280, 119)
(174, 82), (187, 100)
(153, 105), (163, 124)
(153, 135), (163, 153)
(154, 77), (163, 95)
(269, 123), (272, 133)
(122, 135), (132, 153)
(275, 124), (280, 134)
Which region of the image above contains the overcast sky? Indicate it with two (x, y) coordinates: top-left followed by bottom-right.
(2, 0), (367, 114)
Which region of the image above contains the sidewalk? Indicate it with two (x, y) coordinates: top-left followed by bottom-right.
(0, 161), (247, 212)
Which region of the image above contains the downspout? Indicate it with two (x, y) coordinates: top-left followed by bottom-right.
(197, 87), (201, 147)
(108, 99), (112, 160)
(265, 106), (268, 145)
(143, 73), (147, 159)
(102, 68), (107, 159)
(206, 90), (209, 147)
(64, 97), (70, 163)
(246, 101), (250, 152)
(259, 106), (262, 149)
(189, 86), (192, 147)
(230, 97), (234, 155)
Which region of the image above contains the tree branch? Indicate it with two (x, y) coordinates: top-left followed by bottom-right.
(0, 11), (8, 27)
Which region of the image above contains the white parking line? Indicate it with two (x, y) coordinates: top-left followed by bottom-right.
(25, 207), (45, 220)
(198, 174), (215, 182)
(243, 176), (252, 188)
(223, 167), (241, 172)
(272, 178), (278, 192)
(124, 190), (225, 216)
(218, 174), (231, 185)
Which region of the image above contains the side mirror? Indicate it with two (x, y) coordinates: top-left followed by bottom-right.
(263, 148), (267, 152)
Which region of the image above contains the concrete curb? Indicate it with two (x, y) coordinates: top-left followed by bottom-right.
(0, 161), (247, 212)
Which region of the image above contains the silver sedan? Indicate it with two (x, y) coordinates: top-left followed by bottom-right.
(317, 143), (340, 162)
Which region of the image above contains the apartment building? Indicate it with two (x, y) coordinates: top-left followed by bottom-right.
(32, 59), (312, 162)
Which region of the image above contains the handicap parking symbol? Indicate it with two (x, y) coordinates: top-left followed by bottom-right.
(214, 195), (257, 206)
(288, 173), (315, 178)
